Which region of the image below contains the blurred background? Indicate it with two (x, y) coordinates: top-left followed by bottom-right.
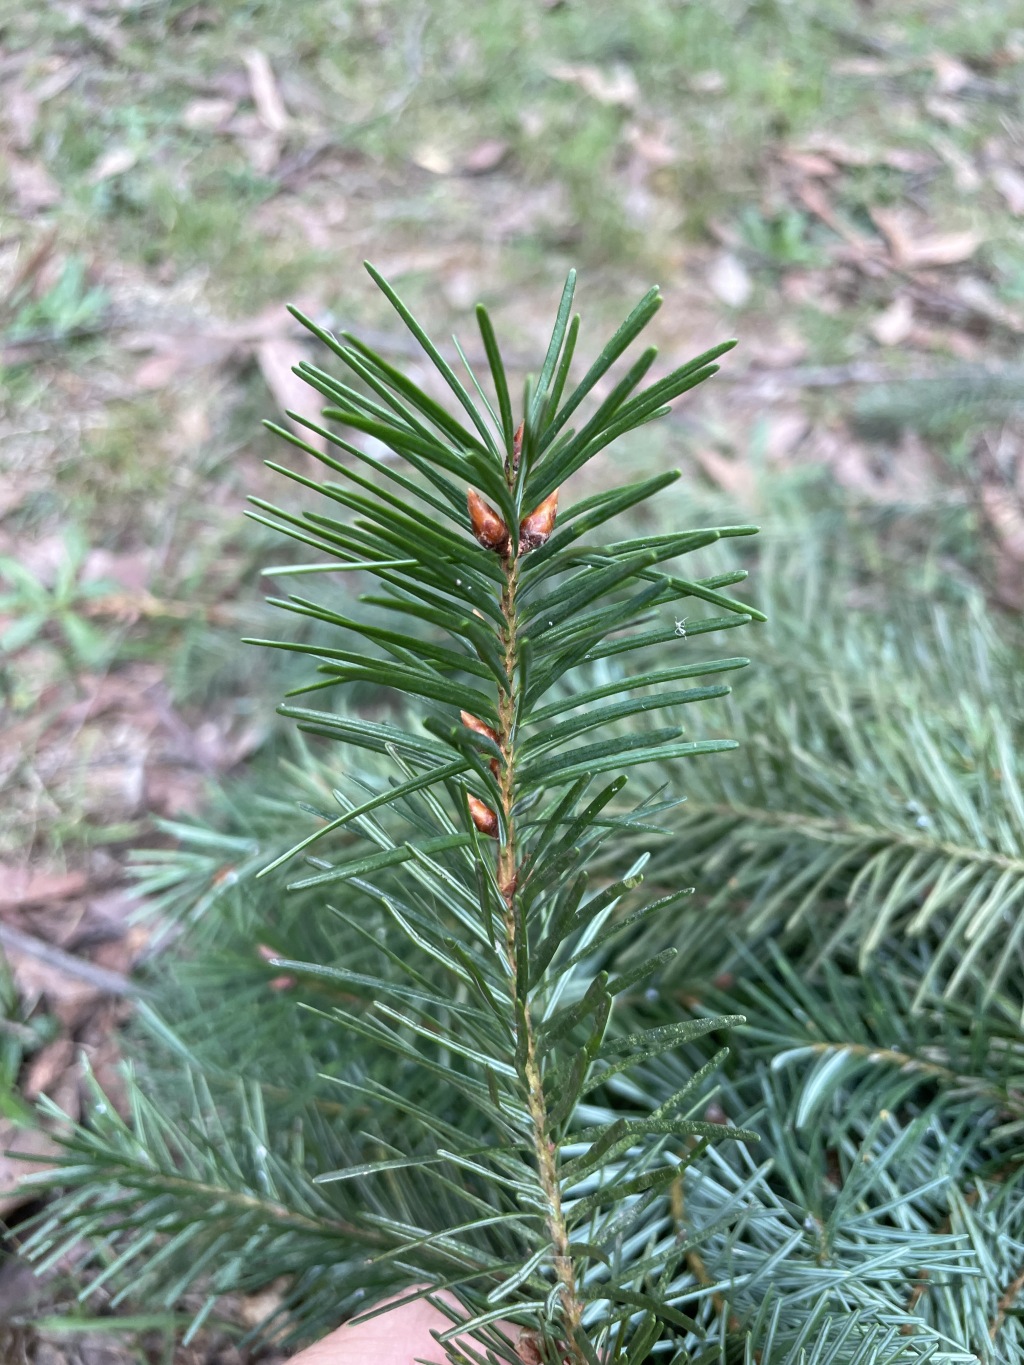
(1, 0), (1023, 1357)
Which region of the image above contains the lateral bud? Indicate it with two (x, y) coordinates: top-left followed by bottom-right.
(518, 488), (559, 553)
(460, 710), (500, 746)
(256, 944), (296, 991)
(467, 488), (509, 552)
(511, 421), (524, 471)
(468, 794), (499, 838)
(461, 710), (502, 777)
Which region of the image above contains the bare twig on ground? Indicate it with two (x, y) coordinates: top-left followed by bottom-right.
(0, 925), (138, 999)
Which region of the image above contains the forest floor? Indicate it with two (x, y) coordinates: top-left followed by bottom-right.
(1, 0), (1023, 1359)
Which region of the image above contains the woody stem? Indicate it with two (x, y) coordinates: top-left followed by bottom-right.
(496, 546), (585, 1360)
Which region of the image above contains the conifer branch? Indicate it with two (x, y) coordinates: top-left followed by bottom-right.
(21, 270), (769, 1360)
(491, 472), (586, 1358)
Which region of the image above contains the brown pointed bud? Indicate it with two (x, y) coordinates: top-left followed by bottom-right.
(518, 488), (559, 553)
(468, 794), (499, 838)
(512, 421), (524, 470)
(460, 710), (500, 746)
(467, 488), (510, 552)
(461, 710), (502, 777)
(257, 944), (295, 991)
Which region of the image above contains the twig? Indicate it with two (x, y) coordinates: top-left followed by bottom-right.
(0, 924), (138, 998)
(670, 1174), (741, 1334)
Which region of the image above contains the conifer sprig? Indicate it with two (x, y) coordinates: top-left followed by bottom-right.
(237, 266), (759, 1360)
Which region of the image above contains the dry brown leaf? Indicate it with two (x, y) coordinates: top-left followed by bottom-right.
(870, 295), (915, 346)
(800, 135), (933, 175)
(0, 866), (92, 911)
(931, 133), (982, 192)
(256, 336), (326, 453)
(925, 95), (971, 129)
(224, 109), (268, 141)
(780, 149), (838, 177)
(34, 61), (82, 103)
(868, 207), (981, 268)
(625, 123), (676, 171)
(547, 61), (639, 107)
(412, 143), (454, 175)
(460, 138), (509, 174)
(797, 180), (873, 251)
(907, 323), (984, 360)
(981, 484), (1024, 562)
(129, 330), (238, 388)
(3, 228), (57, 303)
(243, 49), (289, 132)
(763, 411), (810, 462)
(0, 1122), (62, 1218)
(4, 941), (101, 1023)
(881, 147), (937, 174)
(0, 476), (32, 521)
(930, 52), (973, 95)
(86, 146), (137, 184)
(23, 1037), (76, 1102)
(6, 156), (61, 212)
(181, 95), (237, 130)
(993, 165), (1024, 216)
(245, 131), (284, 175)
(801, 134), (873, 167)
(3, 87), (40, 151)
(903, 230), (983, 268)
(693, 447), (748, 498)
(233, 1281), (289, 1332)
(82, 547), (153, 593)
(741, 329), (808, 369)
(129, 303), (327, 391)
(954, 276), (1024, 333)
(131, 348), (195, 389)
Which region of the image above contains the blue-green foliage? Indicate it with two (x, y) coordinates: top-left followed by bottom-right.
(21, 276), (1024, 1363)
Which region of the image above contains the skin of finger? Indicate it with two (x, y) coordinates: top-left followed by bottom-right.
(286, 1294), (522, 1365)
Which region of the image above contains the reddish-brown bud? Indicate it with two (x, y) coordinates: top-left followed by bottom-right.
(468, 794), (499, 838)
(460, 710), (500, 746)
(257, 944), (296, 991)
(461, 710), (502, 777)
(512, 421), (524, 470)
(467, 488), (509, 552)
(518, 488), (559, 552)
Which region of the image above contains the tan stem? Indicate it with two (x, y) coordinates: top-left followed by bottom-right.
(496, 548), (586, 1361)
